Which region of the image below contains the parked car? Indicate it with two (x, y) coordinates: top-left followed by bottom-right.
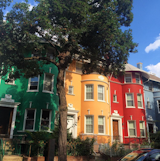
(119, 149), (160, 161)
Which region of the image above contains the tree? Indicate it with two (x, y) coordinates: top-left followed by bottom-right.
(0, 0), (137, 160)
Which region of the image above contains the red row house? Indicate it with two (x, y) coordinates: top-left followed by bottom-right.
(109, 63), (149, 144)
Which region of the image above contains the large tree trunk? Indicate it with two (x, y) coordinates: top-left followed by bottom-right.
(57, 68), (67, 161)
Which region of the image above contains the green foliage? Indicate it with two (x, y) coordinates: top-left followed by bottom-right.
(67, 137), (95, 157)
(0, 0), (137, 79)
(26, 131), (51, 156)
(150, 131), (160, 148)
(99, 141), (137, 157)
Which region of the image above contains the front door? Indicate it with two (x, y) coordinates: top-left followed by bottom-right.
(113, 120), (119, 140)
(67, 115), (74, 136)
(0, 107), (13, 137)
(148, 123), (154, 134)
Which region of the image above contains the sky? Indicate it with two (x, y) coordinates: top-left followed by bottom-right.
(128, 1), (160, 77)
(3, 1), (160, 77)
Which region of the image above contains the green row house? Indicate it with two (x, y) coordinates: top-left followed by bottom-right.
(0, 52), (59, 139)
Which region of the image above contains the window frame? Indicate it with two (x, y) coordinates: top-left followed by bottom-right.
(98, 85), (105, 102)
(128, 120), (137, 137)
(23, 109), (36, 131)
(5, 68), (15, 85)
(113, 94), (117, 103)
(147, 101), (151, 109)
(139, 121), (146, 137)
(85, 84), (94, 101)
(137, 94), (143, 109)
(124, 73), (132, 83)
(135, 73), (141, 84)
(149, 82), (153, 91)
(68, 85), (74, 95)
(43, 73), (54, 93)
(98, 116), (105, 135)
(40, 109), (52, 131)
(157, 100), (160, 113)
(126, 93), (135, 108)
(85, 115), (94, 134)
(27, 76), (40, 92)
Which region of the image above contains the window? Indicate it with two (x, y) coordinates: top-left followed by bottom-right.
(98, 85), (104, 101)
(149, 153), (160, 161)
(135, 74), (140, 84)
(125, 73), (132, 83)
(76, 63), (82, 73)
(126, 93), (134, 107)
(6, 68), (15, 85)
(113, 95), (117, 102)
(137, 94), (143, 108)
(139, 121), (145, 137)
(86, 116), (93, 133)
(24, 109), (36, 130)
(85, 85), (93, 100)
(40, 110), (51, 130)
(68, 86), (74, 94)
(147, 101), (151, 109)
(43, 73), (54, 92)
(128, 121), (136, 136)
(98, 116), (105, 134)
(28, 76), (39, 91)
(149, 83), (152, 91)
(157, 100), (160, 113)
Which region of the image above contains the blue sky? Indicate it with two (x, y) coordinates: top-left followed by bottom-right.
(128, 1), (160, 76)
(4, 1), (160, 77)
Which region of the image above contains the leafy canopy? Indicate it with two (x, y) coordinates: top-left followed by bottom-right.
(0, 0), (137, 79)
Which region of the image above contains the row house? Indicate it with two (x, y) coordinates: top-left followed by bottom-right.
(110, 63), (149, 144)
(65, 61), (160, 145)
(0, 51), (59, 139)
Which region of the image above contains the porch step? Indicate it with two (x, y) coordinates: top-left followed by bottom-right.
(3, 155), (23, 161)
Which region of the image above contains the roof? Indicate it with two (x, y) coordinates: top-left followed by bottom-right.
(149, 73), (160, 82)
(125, 64), (150, 79)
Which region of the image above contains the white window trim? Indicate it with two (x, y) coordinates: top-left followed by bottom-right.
(97, 85), (105, 102)
(139, 121), (146, 138)
(147, 101), (151, 109)
(68, 85), (74, 95)
(98, 116), (105, 135)
(137, 94), (143, 109)
(85, 84), (94, 101)
(157, 100), (160, 113)
(124, 72), (132, 83)
(42, 73), (54, 94)
(84, 115), (94, 134)
(23, 109), (36, 131)
(39, 109), (52, 131)
(5, 68), (15, 85)
(27, 75), (40, 92)
(135, 73), (141, 84)
(113, 94), (118, 103)
(126, 93), (135, 108)
(127, 120), (137, 137)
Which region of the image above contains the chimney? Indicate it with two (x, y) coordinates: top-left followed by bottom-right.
(137, 62), (143, 70)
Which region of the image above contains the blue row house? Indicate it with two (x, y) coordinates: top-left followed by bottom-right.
(137, 63), (160, 135)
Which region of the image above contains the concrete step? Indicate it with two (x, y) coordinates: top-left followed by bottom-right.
(3, 155), (23, 161)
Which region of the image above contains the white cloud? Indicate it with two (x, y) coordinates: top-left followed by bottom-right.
(145, 34), (160, 53)
(145, 62), (160, 77)
(28, 2), (38, 11)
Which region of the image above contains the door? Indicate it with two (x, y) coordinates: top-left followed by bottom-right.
(113, 120), (119, 140)
(67, 115), (74, 136)
(148, 123), (154, 133)
(0, 107), (13, 137)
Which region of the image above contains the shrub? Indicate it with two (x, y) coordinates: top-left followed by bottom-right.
(67, 137), (95, 156)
